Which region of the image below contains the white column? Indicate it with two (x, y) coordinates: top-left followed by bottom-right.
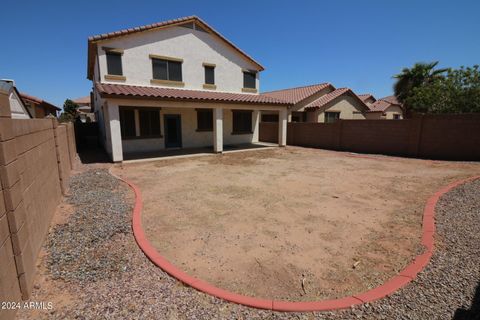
(108, 103), (123, 162)
(252, 110), (260, 143)
(278, 108), (287, 147)
(213, 107), (223, 153)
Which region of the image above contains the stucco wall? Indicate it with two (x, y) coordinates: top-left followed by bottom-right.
(288, 86), (335, 121)
(97, 26), (260, 93)
(117, 102), (267, 155)
(316, 95), (367, 122)
(9, 91), (30, 119)
(384, 105), (404, 119)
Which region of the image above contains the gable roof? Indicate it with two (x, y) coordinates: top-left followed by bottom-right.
(358, 93), (376, 103)
(87, 16), (264, 80)
(20, 92), (60, 110)
(72, 96), (91, 105)
(367, 95), (403, 112)
(95, 82), (289, 106)
(261, 83), (334, 104)
(304, 88), (369, 111)
(0, 81), (32, 119)
(379, 95), (401, 105)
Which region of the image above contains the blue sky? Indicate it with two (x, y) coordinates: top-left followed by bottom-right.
(1, 0), (479, 108)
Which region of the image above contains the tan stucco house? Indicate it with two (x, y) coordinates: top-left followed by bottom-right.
(261, 84), (370, 123)
(88, 16), (289, 162)
(20, 92), (59, 118)
(73, 96), (96, 122)
(364, 95), (404, 120)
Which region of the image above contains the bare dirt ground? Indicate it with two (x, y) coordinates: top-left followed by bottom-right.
(111, 146), (480, 301)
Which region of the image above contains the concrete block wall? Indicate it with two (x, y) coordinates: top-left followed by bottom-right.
(0, 113), (77, 319)
(259, 114), (480, 160)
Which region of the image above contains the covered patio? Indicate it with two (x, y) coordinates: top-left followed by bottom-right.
(96, 83), (289, 162)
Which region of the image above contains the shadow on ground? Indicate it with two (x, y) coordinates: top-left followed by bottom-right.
(453, 281), (480, 319)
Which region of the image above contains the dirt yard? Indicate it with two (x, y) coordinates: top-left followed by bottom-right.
(112, 147), (479, 302)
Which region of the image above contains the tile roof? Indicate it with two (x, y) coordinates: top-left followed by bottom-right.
(87, 16), (264, 79)
(367, 96), (403, 112)
(20, 93), (60, 110)
(261, 83), (333, 104)
(304, 88), (369, 111)
(96, 83), (290, 106)
(379, 95), (401, 105)
(72, 96), (91, 105)
(358, 93), (376, 102)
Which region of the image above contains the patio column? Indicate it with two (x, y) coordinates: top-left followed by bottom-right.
(278, 108), (287, 147)
(252, 110), (260, 143)
(213, 107), (223, 153)
(108, 103), (123, 162)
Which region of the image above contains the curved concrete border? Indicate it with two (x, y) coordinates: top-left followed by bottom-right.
(110, 167), (480, 312)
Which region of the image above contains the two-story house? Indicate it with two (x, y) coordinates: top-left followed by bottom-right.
(88, 16), (289, 162)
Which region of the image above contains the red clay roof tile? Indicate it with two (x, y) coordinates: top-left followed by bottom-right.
(96, 83), (289, 106)
(261, 83), (334, 104)
(304, 88), (369, 111)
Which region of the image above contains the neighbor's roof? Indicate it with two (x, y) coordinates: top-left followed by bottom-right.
(358, 93), (376, 103)
(72, 96), (91, 105)
(304, 88), (369, 111)
(261, 83), (334, 104)
(379, 95), (401, 105)
(367, 95), (403, 112)
(88, 16), (264, 79)
(96, 83), (290, 106)
(20, 92), (60, 110)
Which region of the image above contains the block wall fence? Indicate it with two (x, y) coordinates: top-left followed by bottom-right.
(0, 94), (77, 320)
(259, 114), (480, 160)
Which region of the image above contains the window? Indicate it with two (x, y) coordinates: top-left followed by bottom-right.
(139, 109), (161, 137)
(261, 114), (279, 122)
(243, 71), (256, 89)
(324, 112), (340, 123)
(291, 112), (307, 122)
(393, 114), (401, 120)
(119, 108), (136, 139)
(196, 109), (213, 131)
(152, 58), (182, 81)
(204, 66), (215, 85)
(232, 110), (252, 134)
(106, 51), (123, 76)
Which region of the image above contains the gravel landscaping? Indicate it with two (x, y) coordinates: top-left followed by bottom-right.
(17, 168), (480, 319)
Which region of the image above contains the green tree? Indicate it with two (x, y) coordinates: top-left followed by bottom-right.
(404, 65), (480, 114)
(59, 99), (79, 122)
(393, 62), (449, 108)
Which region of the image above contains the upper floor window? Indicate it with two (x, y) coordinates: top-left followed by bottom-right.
(106, 51), (123, 76)
(204, 65), (215, 85)
(150, 55), (183, 82)
(243, 71), (256, 89)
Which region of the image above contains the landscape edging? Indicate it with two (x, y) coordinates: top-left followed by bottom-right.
(110, 167), (480, 312)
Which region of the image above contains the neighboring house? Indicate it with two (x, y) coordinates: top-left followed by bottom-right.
(73, 96), (96, 122)
(88, 16), (289, 162)
(0, 80), (32, 119)
(365, 95), (404, 120)
(358, 93), (376, 106)
(21, 93), (60, 118)
(262, 84), (370, 123)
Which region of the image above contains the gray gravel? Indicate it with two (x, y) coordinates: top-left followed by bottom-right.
(18, 171), (480, 319)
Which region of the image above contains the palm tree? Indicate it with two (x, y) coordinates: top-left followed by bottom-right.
(393, 62), (448, 104)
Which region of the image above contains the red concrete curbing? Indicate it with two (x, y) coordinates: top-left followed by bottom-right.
(110, 167), (480, 312)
